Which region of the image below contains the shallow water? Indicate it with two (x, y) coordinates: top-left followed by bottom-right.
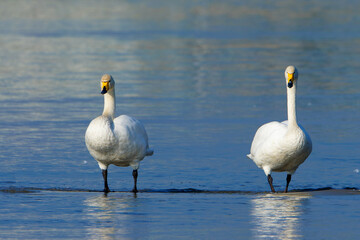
(0, 188), (359, 239)
(0, 0), (359, 239)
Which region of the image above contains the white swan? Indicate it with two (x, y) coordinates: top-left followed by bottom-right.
(247, 66), (312, 193)
(85, 74), (153, 193)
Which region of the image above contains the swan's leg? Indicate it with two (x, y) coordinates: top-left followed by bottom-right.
(267, 175), (276, 193)
(102, 169), (110, 193)
(132, 169), (138, 193)
(285, 174), (292, 193)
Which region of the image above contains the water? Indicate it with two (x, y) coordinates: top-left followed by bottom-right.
(0, 0), (359, 239)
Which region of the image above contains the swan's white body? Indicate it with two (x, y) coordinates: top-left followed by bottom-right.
(247, 66), (312, 192)
(247, 120), (311, 176)
(85, 114), (152, 170)
(85, 74), (153, 192)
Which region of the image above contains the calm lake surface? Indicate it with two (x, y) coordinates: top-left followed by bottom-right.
(0, 0), (359, 239)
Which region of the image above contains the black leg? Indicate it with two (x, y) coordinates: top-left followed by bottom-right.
(132, 169), (138, 193)
(102, 169), (110, 193)
(285, 174), (292, 193)
(267, 174), (276, 193)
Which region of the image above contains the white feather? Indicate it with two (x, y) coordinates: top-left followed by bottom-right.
(85, 75), (153, 171)
(247, 66), (312, 178)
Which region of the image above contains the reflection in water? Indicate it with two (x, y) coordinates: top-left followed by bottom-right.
(250, 194), (310, 240)
(84, 194), (146, 240)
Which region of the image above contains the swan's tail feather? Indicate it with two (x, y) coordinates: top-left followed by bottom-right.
(146, 149), (154, 156)
(246, 154), (253, 160)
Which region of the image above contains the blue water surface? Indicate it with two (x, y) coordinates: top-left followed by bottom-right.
(0, 0), (359, 239)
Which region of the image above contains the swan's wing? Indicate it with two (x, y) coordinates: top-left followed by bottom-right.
(113, 115), (150, 160)
(114, 115), (148, 142)
(281, 120), (288, 125)
(248, 121), (287, 159)
(297, 123), (313, 156)
(85, 115), (121, 165)
(85, 116), (115, 153)
(279, 121), (312, 155)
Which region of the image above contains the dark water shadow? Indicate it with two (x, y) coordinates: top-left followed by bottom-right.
(0, 186), (358, 195)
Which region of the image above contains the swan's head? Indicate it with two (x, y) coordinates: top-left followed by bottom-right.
(284, 66), (298, 88)
(100, 74), (115, 94)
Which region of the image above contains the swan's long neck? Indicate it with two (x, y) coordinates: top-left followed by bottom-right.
(102, 88), (116, 119)
(287, 83), (298, 129)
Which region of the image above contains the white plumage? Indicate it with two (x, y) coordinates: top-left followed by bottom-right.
(247, 66), (312, 193)
(85, 74), (153, 193)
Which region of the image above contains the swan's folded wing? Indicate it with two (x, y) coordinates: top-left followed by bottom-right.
(114, 115), (148, 142)
(113, 115), (151, 160)
(249, 121), (287, 158)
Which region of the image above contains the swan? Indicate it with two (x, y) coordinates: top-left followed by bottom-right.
(247, 66), (312, 193)
(85, 74), (153, 193)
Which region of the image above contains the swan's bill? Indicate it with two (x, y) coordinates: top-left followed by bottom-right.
(287, 72), (294, 88)
(101, 83), (108, 94)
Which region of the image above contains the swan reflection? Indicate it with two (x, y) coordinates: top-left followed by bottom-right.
(84, 194), (145, 240)
(250, 193), (310, 240)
